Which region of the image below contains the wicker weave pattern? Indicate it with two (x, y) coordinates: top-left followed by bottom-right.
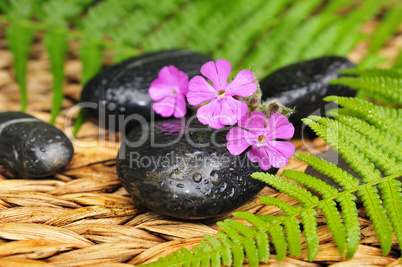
(0, 27), (401, 266)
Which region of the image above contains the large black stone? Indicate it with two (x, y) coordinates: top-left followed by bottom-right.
(0, 112), (74, 178)
(80, 49), (211, 132)
(260, 56), (356, 138)
(117, 119), (277, 220)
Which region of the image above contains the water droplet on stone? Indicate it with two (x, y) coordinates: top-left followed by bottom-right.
(311, 94), (316, 102)
(192, 172), (202, 183)
(40, 147), (46, 152)
(177, 183), (184, 188)
(210, 170), (221, 186)
(219, 182), (227, 193)
(207, 204), (221, 215)
(229, 188), (235, 197)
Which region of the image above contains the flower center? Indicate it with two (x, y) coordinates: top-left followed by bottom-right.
(217, 89), (226, 98)
(257, 135), (266, 143)
(172, 88), (178, 96)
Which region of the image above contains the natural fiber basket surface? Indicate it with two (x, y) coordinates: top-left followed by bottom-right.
(0, 23), (401, 266)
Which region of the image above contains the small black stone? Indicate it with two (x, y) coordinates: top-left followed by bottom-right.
(260, 56), (356, 138)
(117, 119), (277, 220)
(0, 112), (74, 178)
(80, 49), (211, 132)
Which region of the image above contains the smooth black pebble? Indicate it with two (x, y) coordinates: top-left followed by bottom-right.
(117, 119), (277, 220)
(260, 56), (356, 138)
(0, 112), (74, 178)
(80, 49), (211, 132)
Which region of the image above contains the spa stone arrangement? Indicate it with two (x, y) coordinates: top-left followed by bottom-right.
(0, 49), (355, 219)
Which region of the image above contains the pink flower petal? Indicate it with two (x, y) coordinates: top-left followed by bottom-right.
(219, 96), (248, 126)
(149, 65), (189, 103)
(263, 141), (295, 168)
(238, 111), (267, 132)
(196, 99), (225, 129)
(268, 141), (295, 159)
(226, 127), (256, 155)
(153, 96), (176, 117)
(200, 61), (220, 88)
(247, 147), (272, 170)
(173, 93), (187, 118)
(158, 66), (177, 84)
(187, 76), (216, 106)
(215, 59), (231, 88)
(149, 78), (172, 101)
(265, 113), (295, 140)
(168, 66), (189, 94)
(226, 69), (256, 97)
(270, 155), (289, 168)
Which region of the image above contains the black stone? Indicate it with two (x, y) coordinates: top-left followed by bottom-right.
(260, 56), (356, 138)
(0, 112), (74, 178)
(80, 49), (211, 132)
(117, 119), (277, 220)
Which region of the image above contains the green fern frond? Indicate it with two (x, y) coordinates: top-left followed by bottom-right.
(329, 76), (402, 105)
(79, 0), (140, 83)
(215, 0), (292, 69)
(252, 172), (319, 207)
(358, 186), (393, 255)
(339, 67), (402, 79)
(337, 193), (360, 259)
(327, 0), (382, 56)
(324, 96), (402, 135)
(333, 114), (402, 161)
(294, 152), (359, 190)
(258, 196), (302, 216)
(303, 117), (381, 182)
(282, 170), (338, 199)
(4, 0), (37, 111)
(360, 5), (402, 67)
(377, 179), (402, 252)
(311, 116), (401, 175)
(282, 216), (302, 257)
(318, 200), (346, 254)
(243, 0), (323, 74)
(270, 14), (337, 71)
(109, 0), (185, 61)
(300, 209), (319, 261)
(281, 170), (346, 255)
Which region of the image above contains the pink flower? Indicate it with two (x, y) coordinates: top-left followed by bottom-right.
(149, 65), (189, 118)
(226, 111), (295, 170)
(186, 59), (257, 129)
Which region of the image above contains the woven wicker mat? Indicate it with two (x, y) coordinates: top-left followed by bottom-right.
(0, 24), (401, 266)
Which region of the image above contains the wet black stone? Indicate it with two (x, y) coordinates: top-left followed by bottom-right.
(117, 119), (277, 220)
(80, 49), (211, 132)
(0, 112), (74, 178)
(260, 56), (356, 138)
